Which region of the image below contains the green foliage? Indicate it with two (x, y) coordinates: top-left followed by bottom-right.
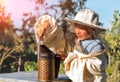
(106, 61), (120, 82)
(105, 10), (120, 82)
(59, 62), (65, 74)
(24, 61), (37, 71)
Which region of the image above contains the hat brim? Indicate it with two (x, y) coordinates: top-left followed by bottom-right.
(64, 18), (106, 31)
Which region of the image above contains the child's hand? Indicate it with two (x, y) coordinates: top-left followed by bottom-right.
(57, 49), (66, 60)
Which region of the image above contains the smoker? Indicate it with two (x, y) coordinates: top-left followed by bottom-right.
(38, 45), (61, 82)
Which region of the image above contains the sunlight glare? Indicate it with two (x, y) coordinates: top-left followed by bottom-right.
(3, 0), (35, 27)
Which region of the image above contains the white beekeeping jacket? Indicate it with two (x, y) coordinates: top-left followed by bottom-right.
(34, 15), (66, 54)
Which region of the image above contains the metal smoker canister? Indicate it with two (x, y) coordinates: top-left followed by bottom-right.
(38, 45), (55, 82)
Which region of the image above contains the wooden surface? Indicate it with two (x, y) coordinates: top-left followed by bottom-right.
(38, 77), (72, 82)
(0, 71), (72, 82)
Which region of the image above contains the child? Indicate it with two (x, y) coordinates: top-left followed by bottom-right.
(34, 9), (108, 82)
(63, 9), (108, 82)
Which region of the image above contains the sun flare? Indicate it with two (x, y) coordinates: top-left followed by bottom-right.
(0, 0), (4, 7)
(2, 0), (35, 27)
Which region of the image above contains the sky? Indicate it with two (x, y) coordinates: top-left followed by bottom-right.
(3, 0), (35, 28)
(86, 0), (120, 29)
(3, 0), (120, 29)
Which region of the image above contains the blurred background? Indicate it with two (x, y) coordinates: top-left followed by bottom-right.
(0, 0), (120, 81)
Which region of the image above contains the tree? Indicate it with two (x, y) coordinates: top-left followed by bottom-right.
(105, 10), (120, 82)
(0, 7), (13, 32)
(0, 6), (24, 72)
(13, 12), (37, 72)
(33, 0), (87, 22)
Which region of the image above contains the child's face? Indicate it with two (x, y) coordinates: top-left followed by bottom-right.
(74, 23), (94, 40)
